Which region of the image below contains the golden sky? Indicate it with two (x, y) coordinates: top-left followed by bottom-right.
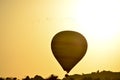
(0, 0), (120, 79)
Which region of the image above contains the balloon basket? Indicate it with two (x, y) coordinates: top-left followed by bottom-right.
(65, 73), (69, 78)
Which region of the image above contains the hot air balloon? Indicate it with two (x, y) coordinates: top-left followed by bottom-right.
(51, 31), (88, 73)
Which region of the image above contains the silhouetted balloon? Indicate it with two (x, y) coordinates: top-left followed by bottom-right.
(51, 31), (88, 73)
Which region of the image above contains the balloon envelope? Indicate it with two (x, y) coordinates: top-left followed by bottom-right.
(51, 31), (88, 73)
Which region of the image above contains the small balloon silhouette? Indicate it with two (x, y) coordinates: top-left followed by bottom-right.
(51, 31), (88, 73)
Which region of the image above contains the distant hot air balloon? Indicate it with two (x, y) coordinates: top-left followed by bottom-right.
(51, 31), (88, 73)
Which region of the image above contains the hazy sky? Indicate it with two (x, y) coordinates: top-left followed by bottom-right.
(0, 0), (120, 79)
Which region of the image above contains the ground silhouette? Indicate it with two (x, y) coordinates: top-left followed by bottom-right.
(0, 70), (120, 80)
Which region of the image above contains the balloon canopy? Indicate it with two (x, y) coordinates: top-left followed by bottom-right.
(51, 31), (88, 73)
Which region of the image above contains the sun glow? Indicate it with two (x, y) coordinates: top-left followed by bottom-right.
(66, 0), (120, 74)
(71, 0), (120, 40)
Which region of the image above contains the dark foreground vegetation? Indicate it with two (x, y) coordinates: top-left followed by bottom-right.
(0, 70), (120, 80)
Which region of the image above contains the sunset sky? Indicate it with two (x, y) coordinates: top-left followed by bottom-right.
(0, 0), (120, 79)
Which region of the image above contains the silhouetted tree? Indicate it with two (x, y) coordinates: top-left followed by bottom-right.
(13, 77), (17, 80)
(0, 77), (4, 80)
(6, 77), (12, 80)
(97, 70), (99, 73)
(33, 75), (44, 80)
(46, 74), (58, 80)
(22, 76), (30, 80)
